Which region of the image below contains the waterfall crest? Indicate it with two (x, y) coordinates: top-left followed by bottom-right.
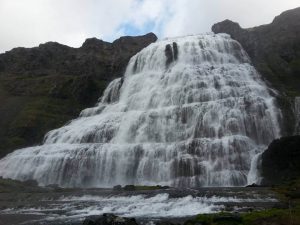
(0, 34), (281, 187)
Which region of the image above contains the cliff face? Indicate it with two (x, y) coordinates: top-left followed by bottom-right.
(212, 7), (300, 135)
(261, 136), (300, 185)
(0, 33), (157, 158)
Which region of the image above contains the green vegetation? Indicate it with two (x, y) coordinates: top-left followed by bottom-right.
(290, 59), (300, 78)
(0, 177), (41, 193)
(185, 180), (300, 225)
(185, 209), (298, 225)
(0, 74), (108, 157)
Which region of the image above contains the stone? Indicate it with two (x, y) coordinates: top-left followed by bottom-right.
(113, 185), (122, 191)
(261, 135), (300, 185)
(123, 185), (136, 191)
(82, 213), (138, 225)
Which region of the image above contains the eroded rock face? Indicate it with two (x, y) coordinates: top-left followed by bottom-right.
(261, 136), (300, 185)
(165, 42), (179, 67)
(212, 7), (300, 135)
(0, 33), (157, 157)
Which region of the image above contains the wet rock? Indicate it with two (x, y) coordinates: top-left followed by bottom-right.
(113, 185), (122, 191)
(83, 213), (138, 225)
(155, 185), (170, 190)
(46, 184), (60, 188)
(172, 42), (178, 61)
(123, 185), (136, 191)
(22, 179), (38, 186)
(165, 42), (178, 67)
(246, 183), (260, 187)
(165, 44), (173, 66)
(261, 135), (300, 185)
(156, 221), (179, 225)
(213, 214), (242, 224)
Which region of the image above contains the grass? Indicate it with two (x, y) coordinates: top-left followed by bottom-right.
(184, 179), (300, 225)
(184, 208), (299, 225)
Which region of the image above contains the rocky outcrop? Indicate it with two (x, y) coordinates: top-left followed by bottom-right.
(165, 42), (178, 66)
(0, 33), (157, 78)
(261, 136), (300, 185)
(212, 7), (300, 135)
(0, 33), (157, 158)
(83, 214), (138, 225)
(295, 97), (300, 134)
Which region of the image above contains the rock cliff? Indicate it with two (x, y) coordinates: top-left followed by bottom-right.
(261, 135), (300, 185)
(0, 33), (157, 157)
(212, 7), (300, 135)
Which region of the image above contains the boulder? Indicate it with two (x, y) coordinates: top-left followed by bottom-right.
(123, 185), (136, 191)
(83, 213), (138, 225)
(261, 135), (300, 185)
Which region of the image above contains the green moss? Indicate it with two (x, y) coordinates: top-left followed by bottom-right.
(241, 209), (286, 223)
(184, 213), (243, 225)
(183, 178), (300, 225)
(0, 74), (110, 157)
(4, 137), (26, 149)
(183, 209), (298, 225)
(0, 177), (44, 193)
(290, 59), (300, 76)
(7, 97), (81, 141)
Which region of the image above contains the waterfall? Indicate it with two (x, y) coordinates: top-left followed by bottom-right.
(0, 34), (281, 187)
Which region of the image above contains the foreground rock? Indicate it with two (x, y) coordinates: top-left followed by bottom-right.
(261, 135), (300, 185)
(0, 33), (157, 157)
(83, 214), (138, 225)
(212, 7), (300, 135)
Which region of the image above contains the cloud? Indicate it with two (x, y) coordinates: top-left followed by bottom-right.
(0, 0), (299, 53)
(162, 0), (300, 37)
(0, 0), (136, 52)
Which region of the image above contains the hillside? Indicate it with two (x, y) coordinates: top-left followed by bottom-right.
(0, 33), (157, 157)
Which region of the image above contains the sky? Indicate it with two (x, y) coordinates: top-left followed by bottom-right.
(0, 0), (299, 53)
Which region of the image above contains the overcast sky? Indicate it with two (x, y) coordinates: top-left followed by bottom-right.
(0, 0), (299, 53)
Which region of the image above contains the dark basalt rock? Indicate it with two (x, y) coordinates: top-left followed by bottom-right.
(172, 42), (178, 61)
(261, 135), (300, 185)
(245, 183), (260, 188)
(165, 44), (173, 66)
(83, 214), (138, 225)
(123, 185), (136, 191)
(165, 42), (178, 67)
(212, 7), (300, 136)
(0, 33), (157, 158)
(113, 185), (122, 191)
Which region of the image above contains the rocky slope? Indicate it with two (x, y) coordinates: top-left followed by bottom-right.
(212, 7), (300, 135)
(0, 33), (157, 158)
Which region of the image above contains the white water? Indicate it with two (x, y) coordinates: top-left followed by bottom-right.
(1, 193), (278, 221)
(0, 33), (281, 187)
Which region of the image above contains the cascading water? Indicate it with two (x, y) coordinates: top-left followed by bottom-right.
(0, 34), (281, 187)
(295, 97), (300, 134)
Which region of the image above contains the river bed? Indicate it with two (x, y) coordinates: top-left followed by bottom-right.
(0, 187), (280, 225)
